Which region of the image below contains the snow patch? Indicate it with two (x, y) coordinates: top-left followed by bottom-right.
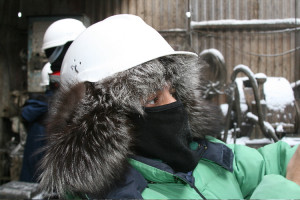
(291, 80), (300, 88)
(235, 75), (294, 113)
(255, 73), (267, 79)
(281, 137), (300, 146)
(191, 18), (300, 28)
(246, 112), (276, 134)
(220, 104), (228, 116)
(264, 77), (295, 112)
(200, 48), (225, 63)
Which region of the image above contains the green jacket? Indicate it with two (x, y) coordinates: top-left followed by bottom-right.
(128, 136), (300, 199)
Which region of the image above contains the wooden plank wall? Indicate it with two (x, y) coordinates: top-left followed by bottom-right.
(85, 0), (188, 30)
(190, 0), (299, 83)
(84, 0), (299, 83)
(84, 0), (190, 51)
(1, 0), (299, 95)
(21, 0), (299, 82)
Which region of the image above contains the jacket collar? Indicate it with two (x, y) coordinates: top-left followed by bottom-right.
(198, 138), (234, 172)
(100, 138), (234, 199)
(129, 138), (234, 184)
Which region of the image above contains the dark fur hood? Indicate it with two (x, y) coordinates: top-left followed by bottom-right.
(39, 55), (224, 197)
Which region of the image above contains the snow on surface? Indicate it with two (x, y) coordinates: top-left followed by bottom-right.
(281, 137), (300, 146)
(276, 124), (284, 132)
(233, 65), (260, 113)
(221, 68), (299, 147)
(224, 112), (300, 146)
(235, 74), (295, 113)
(263, 77), (295, 112)
(246, 112), (276, 134)
(191, 18), (300, 28)
(200, 48), (225, 63)
(233, 65), (257, 80)
(220, 104), (228, 116)
(291, 80), (300, 88)
(240, 104), (248, 113)
(235, 77), (248, 104)
(226, 135), (274, 145)
(255, 73), (267, 79)
(226, 132), (300, 146)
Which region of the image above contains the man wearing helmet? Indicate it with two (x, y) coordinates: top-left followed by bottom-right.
(19, 19), (86, 183)
(39, 15), (300, 199)
(42, 18), (86, 89)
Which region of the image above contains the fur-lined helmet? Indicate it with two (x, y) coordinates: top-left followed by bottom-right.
(40, 14), (223, 197)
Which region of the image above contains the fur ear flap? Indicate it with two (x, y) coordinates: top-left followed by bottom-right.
(39, 82), (132, 197)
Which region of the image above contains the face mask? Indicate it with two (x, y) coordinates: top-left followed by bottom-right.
(132, 101), (202, 172)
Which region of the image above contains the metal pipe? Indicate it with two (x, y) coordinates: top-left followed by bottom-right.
(230, 65), (279, 142)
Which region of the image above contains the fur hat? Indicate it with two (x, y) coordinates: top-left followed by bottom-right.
(39, 54), (224, 197)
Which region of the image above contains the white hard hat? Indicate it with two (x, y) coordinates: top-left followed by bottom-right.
(60, 14), (197, 85)
(42, 18), (86, 50)
(40, 62), (53, 86)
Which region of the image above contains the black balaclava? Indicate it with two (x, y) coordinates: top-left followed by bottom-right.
(132, 100), (203, 172)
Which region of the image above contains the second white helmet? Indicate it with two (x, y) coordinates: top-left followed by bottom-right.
(42, 18), (86, 50)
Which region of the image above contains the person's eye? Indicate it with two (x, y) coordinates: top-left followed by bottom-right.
(170, 88), (176, 96)
(147, 96), (159, 105)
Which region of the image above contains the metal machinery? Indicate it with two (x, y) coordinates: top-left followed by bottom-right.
(224, 66), (300, 144)
(201, 49), (300, 147)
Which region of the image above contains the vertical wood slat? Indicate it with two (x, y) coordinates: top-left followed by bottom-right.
(252, 31), (260, 74)
(169, 0), (177, 29)
(215, 0), (221, 20)
(225, 31), (232, 74)
(240, 0), (246, 20)
(136, 0), (145, 19)
(268, 34), (275, 76)
(160, 0), (169, 30)
(176, 0), (186, 29)
(257, 34), (263, 73)
(193, 0), (199, 21)
(243, 31), (251, 69)
(120, 0), (129, 14)
(277, 33), (284, 77)
(207, 0), (213, 20)
(94, 0), (101, 22)
(295, 0), (300, 81)
(152, 0), (160, 29)
(128, 0), (137, 15)
(232, 31), (239, 69)
(224, 0), (230, 19)
(112, 0), (120, 15)
(234, 0), (239, 19)
(144, 0), (153, 26)
(291, 30), (296, 81)
(105, 0), (112, 16)
(201, 0), (207, 21)
(282, 32), (289, 79)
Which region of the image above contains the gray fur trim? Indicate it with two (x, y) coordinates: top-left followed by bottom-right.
(39, 55), (224, 197)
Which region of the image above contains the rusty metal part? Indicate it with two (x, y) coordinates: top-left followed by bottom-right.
(223, 65), (279, 142)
